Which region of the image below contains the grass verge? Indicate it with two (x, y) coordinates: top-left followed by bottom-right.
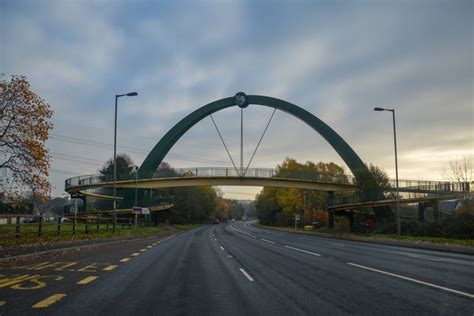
(172, 224), (204, 231)
(0, 226), (165, 249)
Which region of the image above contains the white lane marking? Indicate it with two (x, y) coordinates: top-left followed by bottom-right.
(248, 234), (257, 239)
(227, 255), (233, 258)
(328, 242), (345, 247)
(284, 245), (321, 256)
(220, 246), (225, 251)
(347, 262), (474, 299)
(261, 238), (276, 244)
(239, 268), (255, 282)
(404, 254), (442, 262)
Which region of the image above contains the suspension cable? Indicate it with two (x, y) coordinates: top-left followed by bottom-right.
(209, 114), (240, 175)
(243, 107), (277, 176)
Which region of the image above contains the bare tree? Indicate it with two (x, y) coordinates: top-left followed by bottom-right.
(442, 155), (473, 211)
(442, 155), (473, 183)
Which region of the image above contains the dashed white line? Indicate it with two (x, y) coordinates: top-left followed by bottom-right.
(248, 234), (257, 239)
(220, 246), (225, 251)
(239, 268), (255, 282)
(347, 262), (474, 299)
(284, 245), (321, 256)
(261, 238), (276, 244)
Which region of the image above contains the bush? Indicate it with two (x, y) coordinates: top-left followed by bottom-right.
(379, 212), (474, 239)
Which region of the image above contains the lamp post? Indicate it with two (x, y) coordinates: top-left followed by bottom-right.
(374, 107), (401, 236)
(113, 92), (138, 233)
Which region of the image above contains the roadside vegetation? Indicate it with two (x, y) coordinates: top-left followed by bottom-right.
(0, 225), (165, 248)
(255, 157), (474, 245)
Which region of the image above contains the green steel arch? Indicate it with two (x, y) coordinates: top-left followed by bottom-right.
(138, 94), (370, 180)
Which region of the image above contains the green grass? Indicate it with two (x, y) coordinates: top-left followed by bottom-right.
(172, 224), (203, 231)
(0, 224), (165, 249)
(256, 224), (474, 247)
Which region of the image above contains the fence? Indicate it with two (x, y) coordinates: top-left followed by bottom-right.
(0, 214), (150, 239)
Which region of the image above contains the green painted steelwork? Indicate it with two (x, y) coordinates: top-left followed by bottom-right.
(138, 94), (370, 181)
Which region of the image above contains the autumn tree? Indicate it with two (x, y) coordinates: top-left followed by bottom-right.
(256, 158), (347, 226)
(0, 75), (53, 202)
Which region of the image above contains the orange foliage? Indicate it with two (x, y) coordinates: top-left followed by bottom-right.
(0, 75), (53, 201)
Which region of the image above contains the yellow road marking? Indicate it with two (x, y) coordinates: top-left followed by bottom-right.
(139, 249), (147, 252)
(103, 265), (118, 271)
(0, 274), (37, 288)
(11, 275), (64, 290)
(120, 258), (130, 263)
(131, 253), (140, 257)
(77, 276), (98, 285)
(32, 294), (66, 308)
(0, 300), (6, 306)
(147, 246), (153, 249)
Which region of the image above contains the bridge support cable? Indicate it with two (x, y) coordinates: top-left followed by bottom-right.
(241, 107), (244, 176)
(243, 107), (277, 177)
(209, 114), (240, 176)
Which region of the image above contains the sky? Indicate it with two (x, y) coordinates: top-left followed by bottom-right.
(1, 0), (473, 199)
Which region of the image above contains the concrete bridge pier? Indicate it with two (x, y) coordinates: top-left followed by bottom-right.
(418, 202), (426, 222)
(327, 191), (335, 229)
(433, 201), (440, 222)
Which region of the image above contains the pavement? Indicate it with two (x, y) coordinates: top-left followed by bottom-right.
(0, 221), (472, 315)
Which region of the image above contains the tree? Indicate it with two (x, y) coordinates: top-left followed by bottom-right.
(96, 153), (135, 210)
(442, 155), (473, 211)
(99, 153), (135, 181)
(442, 155), (472, 185)
(0, 75), (53, 202)
(256, 158), (347, 226)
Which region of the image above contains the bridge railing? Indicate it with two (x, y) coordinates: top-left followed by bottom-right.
(65, 167), (355, 190)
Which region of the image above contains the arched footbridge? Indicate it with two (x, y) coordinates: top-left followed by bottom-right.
(64, 92), (470, 210)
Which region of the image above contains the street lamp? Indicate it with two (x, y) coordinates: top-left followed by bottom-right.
(113, 91), (138, 233)
(374, 107), (401, 236)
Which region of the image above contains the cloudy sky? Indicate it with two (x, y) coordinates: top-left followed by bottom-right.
(1, 0), (473, 199)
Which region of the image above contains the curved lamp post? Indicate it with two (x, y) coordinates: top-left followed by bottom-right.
(374, 107), (401, 236)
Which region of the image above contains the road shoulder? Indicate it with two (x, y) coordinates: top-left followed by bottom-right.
(254, 223), (474, 255)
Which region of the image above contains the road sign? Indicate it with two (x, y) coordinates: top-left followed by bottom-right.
(141, 208), (150, 215)
(132, 207), (141, 215)
(295, 214), (300, 221)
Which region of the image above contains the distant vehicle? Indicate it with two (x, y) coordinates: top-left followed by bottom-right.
(212, 218), (220, 225)
(311, 220), (320, 228)
(23, 216), (38, 223)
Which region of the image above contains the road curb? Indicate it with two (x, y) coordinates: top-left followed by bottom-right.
(0, 230), (180, 264)
(253, 224), (474, 255)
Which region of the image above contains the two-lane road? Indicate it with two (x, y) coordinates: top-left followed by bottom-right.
(1, 222), (473, 315)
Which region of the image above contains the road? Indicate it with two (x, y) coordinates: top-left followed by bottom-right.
(0, 221), (473, 315)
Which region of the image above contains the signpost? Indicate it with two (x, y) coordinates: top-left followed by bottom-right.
(132, 207), (150, 227)
(294, 214), (300, 230)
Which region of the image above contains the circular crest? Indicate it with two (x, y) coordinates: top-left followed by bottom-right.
(234, 92), (248, 108)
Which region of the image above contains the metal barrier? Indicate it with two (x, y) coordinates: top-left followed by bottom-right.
(0, 214), (152, 240)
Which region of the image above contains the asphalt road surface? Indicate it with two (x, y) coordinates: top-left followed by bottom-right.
(0, 221), (473, 315)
